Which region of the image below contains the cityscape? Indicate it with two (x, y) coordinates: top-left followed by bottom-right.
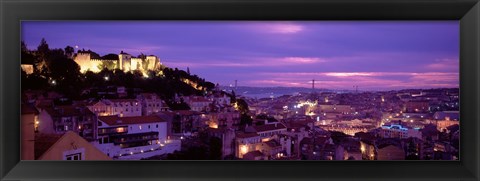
(21, 21), (459, 160)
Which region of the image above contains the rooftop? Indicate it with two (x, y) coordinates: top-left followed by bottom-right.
(98, 115), (166, 125)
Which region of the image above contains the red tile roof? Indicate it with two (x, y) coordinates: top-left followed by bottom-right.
(34, 133), (63, 159)
(98, 115), (166, 125)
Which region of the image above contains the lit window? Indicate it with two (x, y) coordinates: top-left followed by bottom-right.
(139, 125), (142, 130)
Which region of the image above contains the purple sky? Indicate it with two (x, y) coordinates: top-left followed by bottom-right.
(22, 21), (459, 90)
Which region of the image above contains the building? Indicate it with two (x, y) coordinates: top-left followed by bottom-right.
(404, 100), (429, 113)
(136, 93), (169, 115)
(379, 123), (422, 139)
(245, 122), (287, 141)
(235, 132), (261, 158)
(35, 131), (111, 160)
(206, 111), (241, 129)
(171, 110), (202, 136)
(184, 96), (212, 112)
(207, 127), (236, 158)
(376, 144), (405, 160)
(74, 50), (161, 73)
(37, 105), (97, 141)
(436, 118), (460, 132)
(95, 115), (180, 159)
(21, 104), (39, 160)
(88, 99), (142, 117)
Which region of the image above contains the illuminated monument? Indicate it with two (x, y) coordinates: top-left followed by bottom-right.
(74, 50), (161, 73)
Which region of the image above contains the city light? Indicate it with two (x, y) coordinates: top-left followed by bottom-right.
(240, 145), (248, 154)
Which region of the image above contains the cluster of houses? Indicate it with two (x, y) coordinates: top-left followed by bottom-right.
(21, 87), (237, 160)
(21, 86), (459, 161)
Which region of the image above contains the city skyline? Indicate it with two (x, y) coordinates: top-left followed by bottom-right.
(22, 21), (459, 90)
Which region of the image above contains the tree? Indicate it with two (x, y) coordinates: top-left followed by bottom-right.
(235, 98), (249, 114)
(64, 46), (74, 58)
(97, 60), (117, 70)
(240, 113), (253, 126)
(37, 38), (49, 56)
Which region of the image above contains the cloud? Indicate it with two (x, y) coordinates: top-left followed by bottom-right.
(280, 57), (325, 64)
(426, 58), (459, 71)
(249, 71), (459, 90)
(246, 22), (305, 34)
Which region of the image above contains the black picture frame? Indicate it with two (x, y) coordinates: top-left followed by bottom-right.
(1, 0), (479, 180)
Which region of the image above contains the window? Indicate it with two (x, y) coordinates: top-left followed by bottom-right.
(65, 153), (82, 160)
(148, 125), (151, 129)
(156, 124), (158, 128)
(63, 148), (85, 160)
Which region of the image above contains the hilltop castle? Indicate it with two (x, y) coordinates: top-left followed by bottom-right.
(74, 50), (161, 73)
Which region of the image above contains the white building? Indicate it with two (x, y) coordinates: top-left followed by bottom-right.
(379, 124), (422, 139)
(94, 115), (180, 160)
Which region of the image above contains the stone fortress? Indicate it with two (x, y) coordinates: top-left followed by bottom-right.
(74, 50), (161, 73)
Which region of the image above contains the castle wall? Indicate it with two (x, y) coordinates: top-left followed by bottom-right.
(75, 53), (161, 73)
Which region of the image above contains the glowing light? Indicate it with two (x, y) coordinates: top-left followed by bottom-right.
(140, 150), (144, 153)
(240, 145), (248, 154)
(360, 145), (366, 152)
(35, 121), (39, 124)
(180, 136), (184, 140)
(209, 122), (218, 129)
(104, 76), (109, 81)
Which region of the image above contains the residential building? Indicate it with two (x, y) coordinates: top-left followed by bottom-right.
(95, 115), (180, 159)
(35, 131), (111, 160)
(37, 105), (97, 141)
(136, 93), (169, 115)
(88, 99), (141, 117)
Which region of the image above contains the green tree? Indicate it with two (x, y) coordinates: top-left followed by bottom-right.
(97, 60), (116, 70)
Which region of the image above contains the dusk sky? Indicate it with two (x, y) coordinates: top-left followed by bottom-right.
(22, 21), (459, 91)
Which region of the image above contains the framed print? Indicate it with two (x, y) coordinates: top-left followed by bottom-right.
(1, 0), (479, 180)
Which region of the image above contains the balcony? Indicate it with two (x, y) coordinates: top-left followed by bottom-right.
(112, 131), (159, 145)
(98, 126), (128, 135)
